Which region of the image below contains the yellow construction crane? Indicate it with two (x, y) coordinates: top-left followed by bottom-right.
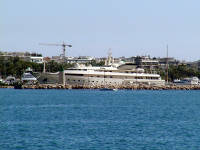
(39, 42), (72, 62)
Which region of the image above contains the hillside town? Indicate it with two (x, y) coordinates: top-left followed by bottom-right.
(0, 50), (200, 89)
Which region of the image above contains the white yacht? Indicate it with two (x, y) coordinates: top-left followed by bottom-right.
(21, 73), (37, 82)
(21, 67), (37, 82)
(61, 63), (165, 86)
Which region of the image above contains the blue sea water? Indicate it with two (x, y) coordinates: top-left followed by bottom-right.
(1, 89), (200, 150)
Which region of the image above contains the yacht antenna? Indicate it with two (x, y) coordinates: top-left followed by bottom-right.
(107, 48), (112, 65)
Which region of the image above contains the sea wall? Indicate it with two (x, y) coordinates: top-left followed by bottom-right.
(14, 84), (200, 90)
(0, 85), (14, 88)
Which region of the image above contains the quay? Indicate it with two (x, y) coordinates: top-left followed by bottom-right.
(0, 85), (14, 89)
(8, 84), (200, 90)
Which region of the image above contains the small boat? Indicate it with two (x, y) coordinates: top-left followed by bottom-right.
(99, 88), (118, 91)
(5, 76), (16, 84)
(113, 88), (118, 91)
(173, 77), (199, 85)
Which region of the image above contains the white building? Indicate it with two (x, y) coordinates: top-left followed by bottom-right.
(30, 56), (44, 64)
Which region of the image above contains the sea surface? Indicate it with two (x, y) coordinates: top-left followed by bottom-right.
(1, 89), (200, 150)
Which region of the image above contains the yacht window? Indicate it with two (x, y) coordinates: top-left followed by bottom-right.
(66, 73), (84, 76)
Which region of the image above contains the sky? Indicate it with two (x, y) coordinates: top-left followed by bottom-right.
(1, 0), (200, 61)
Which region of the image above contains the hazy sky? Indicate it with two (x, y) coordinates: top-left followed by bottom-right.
(1, 0), (200, 61)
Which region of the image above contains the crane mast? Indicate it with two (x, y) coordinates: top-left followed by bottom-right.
(39, 42), (72, 62)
